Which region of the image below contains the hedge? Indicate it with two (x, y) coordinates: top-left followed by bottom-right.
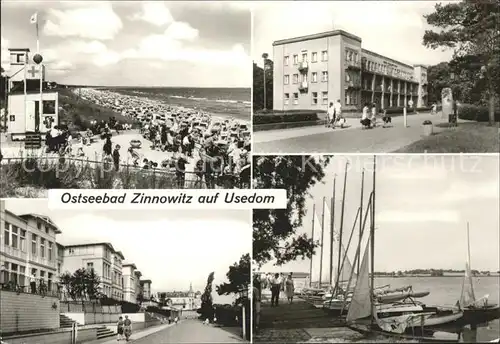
(254, 112), (320, 125)
(214, 304), (240, 326)
(121, 301), (141, 313)
(457, 104), (500, 122)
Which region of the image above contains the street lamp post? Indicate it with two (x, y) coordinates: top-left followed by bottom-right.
(262, 53), (269, 111)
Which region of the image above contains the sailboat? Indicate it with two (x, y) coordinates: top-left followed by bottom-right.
(345, 156), (463, 342)
(457, 222), (500, 326)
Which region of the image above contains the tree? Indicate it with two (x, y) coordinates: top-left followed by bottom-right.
(253, 60), (273, 112)
(199, 272), (215, 321)
(423, 0), (500, 125)
(216, 253), (251, 299)
(58, 268), (101, 302)
(253, 155), (331, 267)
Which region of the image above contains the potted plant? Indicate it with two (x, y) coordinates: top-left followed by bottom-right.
(422, 120), (433, 136)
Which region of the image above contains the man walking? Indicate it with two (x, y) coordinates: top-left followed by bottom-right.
(326, 102), (335, 128)
(270, 273), (282, 307)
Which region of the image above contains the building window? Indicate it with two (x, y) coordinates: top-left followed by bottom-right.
(312, 92), (318, 105)
(312, 72), (318, 83)
(87, 262), (94, 270)
(9, 115), (15, 122)
(11, 226), (18, 249)
(45, 226), (49, 234)
(20, 230), (26, 251)
(31, 234), (37, 255)
(322, 91), (328, 105)
(284, 56), (289, 66)
(322, 71), (328, 82)
(354, 53), (358, 63)
(293, 54), (298, 65)
(284, 75), (289, 85)
(2, 262), (9, 283)
(302, 74), (308, 83)
(4, 222), (10, 246)
(321, 50), (328, 61)
(301, 52), (307, 62)
(37, 222), (41, 230)
(40, 238), (45, 258)
(292, 74), (299, 84)
(48, 242), (53, 260)
(284, 93), (290, 105)
(311, 52), (317, 63)
(293, 93), (299, 105)
(19, 266), (26, 286)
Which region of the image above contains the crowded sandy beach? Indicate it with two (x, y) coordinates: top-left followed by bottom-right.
(0, 87), (251, 190)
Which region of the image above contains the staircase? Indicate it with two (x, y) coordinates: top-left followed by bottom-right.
(25, 132), (42, 149)
(60, 314), (78, 328)
(96, 326), (115, 339)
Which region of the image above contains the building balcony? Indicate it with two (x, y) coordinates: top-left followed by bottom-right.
(345, 60), (361, 69)
(298, 81), (308, 91)
(298, 61), (308, 72)
(30, 255), (55, 269)
(1, 245), (28, 261)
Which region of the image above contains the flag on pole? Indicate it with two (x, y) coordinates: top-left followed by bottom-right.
(30, 12), (38, 24)
(30, 12), (40, 52)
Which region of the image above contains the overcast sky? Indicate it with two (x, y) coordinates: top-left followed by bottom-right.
(1, 1), (251, 87)
(4, 200), (251, 302)
(253, 1), (455, 68)
(259, 155), (500, 274)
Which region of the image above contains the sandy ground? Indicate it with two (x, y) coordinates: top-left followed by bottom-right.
(1, 130), (198, 172)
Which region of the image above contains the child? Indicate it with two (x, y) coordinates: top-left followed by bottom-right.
(127, 147), (140, 166)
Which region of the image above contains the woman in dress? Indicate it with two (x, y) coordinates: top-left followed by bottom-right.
(116, 316), (124, 341)
(285, 273), (295, 304)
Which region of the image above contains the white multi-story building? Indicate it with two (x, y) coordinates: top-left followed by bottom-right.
(61, 242), (125, 299)
(0, 201), (61, 294)
(122, 263), (143, 303)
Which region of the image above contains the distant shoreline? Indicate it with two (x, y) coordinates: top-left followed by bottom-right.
(373, 274), (500, 278)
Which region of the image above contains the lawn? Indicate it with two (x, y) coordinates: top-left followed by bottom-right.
(395, 122), (500, 153)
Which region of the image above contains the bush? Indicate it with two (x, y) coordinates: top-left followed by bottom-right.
(254, 112), (320, 125)
(423, 120), (432, 125)
(146, 306), (171, 317)
(457, 103), (500, 122)
(214, 304), (239, 326)
(121, 301), (141, 313)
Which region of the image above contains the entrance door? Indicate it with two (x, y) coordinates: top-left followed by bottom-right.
(34, 100), (40, 132)
(25, 100), (35, 132)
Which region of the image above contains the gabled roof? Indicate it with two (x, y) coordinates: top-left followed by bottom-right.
(140, 279), (152, 284)
(65, 242), (115, 252)
(123, 263), (137, 270)
(115, 251), (125, 260)
(19, 213), (62, 233)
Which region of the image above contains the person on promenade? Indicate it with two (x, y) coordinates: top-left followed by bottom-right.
(408, 98), (414, 114)
(30, 272), (36, 294)
(361, 103), (371, 129)
(326, 102), (335, 128)
(370, 103), (378, 127)
(116, 316), (124, 341)
(334, 99), (345, 128)
(270, 273), (282, 307)
(285, 273), (295, 304)
(123, 315), (132, 341)
(253, 275), (261, 332)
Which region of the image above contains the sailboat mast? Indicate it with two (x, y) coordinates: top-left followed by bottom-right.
(319, 196), (326, 287)
(329, 176), (336, 287)
(309, 203), (316, 287)
(467, 221), (476, 301)
(370, 156), (376, 324)
(336, 161), (349, 292)
(358, 169), (365, 276)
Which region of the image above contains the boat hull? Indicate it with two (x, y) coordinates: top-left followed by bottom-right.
(460, 304), (500, 326)
(347, 323), (461, 343)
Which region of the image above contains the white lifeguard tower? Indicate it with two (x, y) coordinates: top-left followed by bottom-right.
(6, 48), (59, 144)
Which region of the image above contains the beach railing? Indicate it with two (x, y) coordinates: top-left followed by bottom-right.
(0, 153), (243, 191)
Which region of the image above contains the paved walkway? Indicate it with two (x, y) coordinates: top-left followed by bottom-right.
(99, 320), (245, 343)
(254, 112), (451, 153)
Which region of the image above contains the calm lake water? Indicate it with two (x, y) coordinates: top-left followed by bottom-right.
(375, 276), (500, 342)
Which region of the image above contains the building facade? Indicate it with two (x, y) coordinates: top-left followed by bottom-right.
(61, 242), (124, 299)
(140, 279), (152, 300)
(122, 263), (139, 303)
(162, 283), (201, 311)
(272, 30), (428, 112)
(1, 202), (61, 293)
